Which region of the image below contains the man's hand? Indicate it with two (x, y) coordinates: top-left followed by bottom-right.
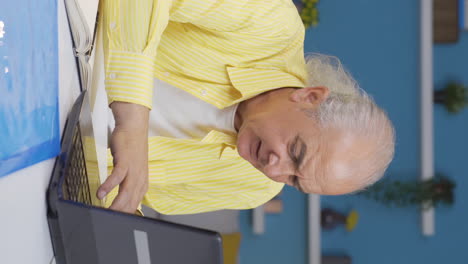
(97, 102), (150, 214)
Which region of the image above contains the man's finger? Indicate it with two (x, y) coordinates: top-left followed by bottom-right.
(97, 166), (127, 199)
(109, 188), (133, 213)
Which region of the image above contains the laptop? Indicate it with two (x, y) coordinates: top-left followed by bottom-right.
(47, 90), (224, 264)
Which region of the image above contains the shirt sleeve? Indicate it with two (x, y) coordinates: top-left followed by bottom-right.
(102, 0), (174, 109)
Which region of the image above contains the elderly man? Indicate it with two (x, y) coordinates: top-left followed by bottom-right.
(97, 0), (395, 214)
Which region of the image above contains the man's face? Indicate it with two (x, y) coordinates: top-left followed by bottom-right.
(236, 87), (359, 195)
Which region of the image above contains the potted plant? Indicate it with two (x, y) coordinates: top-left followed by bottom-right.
(434, 82), (468, 114)
(294, 0), (320, 28)
(358, 175), (455, 209)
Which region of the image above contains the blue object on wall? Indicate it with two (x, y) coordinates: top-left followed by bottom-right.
(0, 0), (59, 177)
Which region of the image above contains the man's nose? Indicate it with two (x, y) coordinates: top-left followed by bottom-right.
(262, 152), (293, 183)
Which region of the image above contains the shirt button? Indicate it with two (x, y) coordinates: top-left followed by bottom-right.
(109, 73), (117, 79)
(200, 89), (207, 96)
(110, 22), (116, 30)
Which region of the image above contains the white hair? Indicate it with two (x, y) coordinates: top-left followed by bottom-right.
(305, 54), (395, 189)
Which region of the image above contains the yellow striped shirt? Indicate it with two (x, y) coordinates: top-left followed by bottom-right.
(101, 0), (307, 214)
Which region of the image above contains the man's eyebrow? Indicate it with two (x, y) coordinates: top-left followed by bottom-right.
(292, 135), (307, 193)
(296, 135), (307, 171)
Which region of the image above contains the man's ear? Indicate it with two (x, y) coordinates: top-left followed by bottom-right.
(290, 86), (329, 105)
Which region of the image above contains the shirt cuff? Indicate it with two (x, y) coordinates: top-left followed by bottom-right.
(105, 50), (155, 109)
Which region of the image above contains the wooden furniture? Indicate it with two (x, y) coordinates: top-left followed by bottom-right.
(433, 0), (459, 43)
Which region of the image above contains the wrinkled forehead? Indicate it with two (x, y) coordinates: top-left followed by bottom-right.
(324, 133), (379, 195)
(301, 127), (363, 195)
(299, 126), (335, 194)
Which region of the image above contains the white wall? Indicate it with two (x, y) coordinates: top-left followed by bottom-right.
(0, 1), (80, 263)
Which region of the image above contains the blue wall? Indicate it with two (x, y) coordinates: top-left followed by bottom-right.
(240, 0), (468, 263)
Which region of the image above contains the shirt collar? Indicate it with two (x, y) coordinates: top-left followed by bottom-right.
(226, 66), (305, 104)
(201, 130), (237, 146)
